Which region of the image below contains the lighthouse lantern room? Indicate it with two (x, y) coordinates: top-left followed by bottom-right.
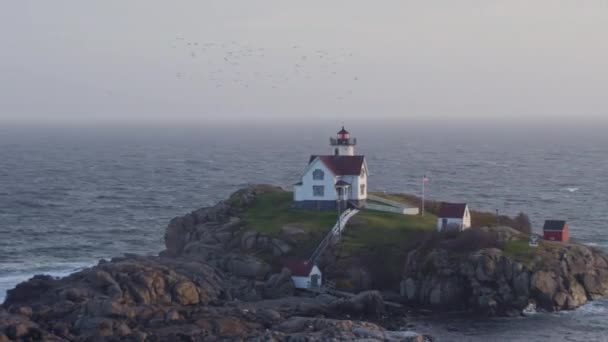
(330, 126), (357, 156)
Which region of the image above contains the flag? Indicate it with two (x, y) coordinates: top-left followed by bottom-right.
(423, 175), (429, 183)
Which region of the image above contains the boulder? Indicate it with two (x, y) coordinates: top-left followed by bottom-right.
(280, 224), (309, 244)
(262, 268), (295, 299)
(530, 271), (558, 309)
(330, 291), (385, 316)
(172, 280), (200, 305)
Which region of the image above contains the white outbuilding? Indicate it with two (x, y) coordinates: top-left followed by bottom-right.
(294, 127), (368, 210)
(437, 202), (471, 232)
(282, 259), (322, 289)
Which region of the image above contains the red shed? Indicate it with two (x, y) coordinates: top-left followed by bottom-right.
(543, 220), (569, 242)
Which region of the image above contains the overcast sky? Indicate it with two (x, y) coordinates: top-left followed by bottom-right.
(1, 1), (607, 125)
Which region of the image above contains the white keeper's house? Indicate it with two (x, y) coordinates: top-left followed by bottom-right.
(436, 202), (472, 232)
(294, 127), (368, 210)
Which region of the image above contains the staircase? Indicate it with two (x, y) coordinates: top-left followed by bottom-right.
(308, 209), (359, 264)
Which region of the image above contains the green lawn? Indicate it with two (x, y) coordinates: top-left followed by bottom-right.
(342, 209), (437, 250)
(369, 192), (419, 206)
(336, 209), (437, 288)
(502, 239), (539, 266)
(241, 191), (338, 237)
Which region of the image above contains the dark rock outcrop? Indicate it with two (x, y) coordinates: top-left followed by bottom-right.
(402, 226), (608, 315)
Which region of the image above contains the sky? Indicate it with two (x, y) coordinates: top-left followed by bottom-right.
(1, 1), (607, 126)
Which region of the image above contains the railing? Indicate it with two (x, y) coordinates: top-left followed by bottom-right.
(308, 208), (359, 264)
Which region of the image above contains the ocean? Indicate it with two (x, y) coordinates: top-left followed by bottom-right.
(1, 123), (607, 341)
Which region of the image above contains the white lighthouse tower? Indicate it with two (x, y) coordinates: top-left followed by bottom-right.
(330, 126), (356, 156)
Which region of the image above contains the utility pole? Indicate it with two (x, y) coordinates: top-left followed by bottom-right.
(422, 175), (429, 216)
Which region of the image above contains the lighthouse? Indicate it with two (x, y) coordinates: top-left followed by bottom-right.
(330, 126), (356, 156)
(293, 126), (368, 210)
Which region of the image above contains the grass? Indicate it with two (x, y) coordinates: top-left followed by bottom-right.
(241, 191), (338, 237)
(502, 239), (538, 266)
(337, 209), (438, 287)
(369, 192), (419, 207)
(342, 210), (437, 250)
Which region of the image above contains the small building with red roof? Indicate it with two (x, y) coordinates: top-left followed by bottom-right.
(542, 220), (569, 242)
(294, 127), (368, 210)
(281, 259), (322, 289)
(437, 202), (471, 232)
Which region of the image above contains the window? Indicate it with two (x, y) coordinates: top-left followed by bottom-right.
(313, 185), (324, 197)
(360, 184), (366, 195)
(313, 169), (324, 180)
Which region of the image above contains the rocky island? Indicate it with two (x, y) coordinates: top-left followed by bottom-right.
(2, 185), (608, 341)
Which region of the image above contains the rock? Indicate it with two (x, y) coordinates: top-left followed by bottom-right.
(165, 309), (182, 322)
(403, 278), (417, 300)
(402, 225), (608, 315)
(262, 268), (295, 299)
(115, 321), (132, 336)
(6, 322), (32, 339)
(530, 271), (558, 310)
(331, 291), (385, 316)
(227, 256), (270, 279)
(271, 238), (292, 256)
(172, 280), (200, 305)
(257, 309), (282, 326)
(280, 224), (308, 244)
(52, 321), (71, 337)
(512, 272), (530, 297)
(3, 275), (57, 307)
(86, 299), (135, 319)
(8, 305), (33, 317)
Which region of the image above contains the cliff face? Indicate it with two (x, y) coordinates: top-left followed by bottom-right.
(402, 226), (608, 315)
(0, 186), (426, 341)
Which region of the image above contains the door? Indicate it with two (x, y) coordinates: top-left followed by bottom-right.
(442, 218), (448, 231)
(310, 274), (320, 288)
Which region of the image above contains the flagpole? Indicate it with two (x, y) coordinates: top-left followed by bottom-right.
(422, 176), (425, 217)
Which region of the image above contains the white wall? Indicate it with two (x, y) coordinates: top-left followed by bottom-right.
(437, 218), (464, 231)
(333, 145), (354, 156)
(294, 157), (367, 203)
(295, 159), (337, 202)
(292, 276), (311, 289)
(353, 166), (367, 200)
(436, 206), (472, 232)
(463, 207), (472, 229)
(291, 266), (322, 289)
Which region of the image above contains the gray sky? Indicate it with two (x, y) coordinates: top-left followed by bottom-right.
(1, 1), (607, 125)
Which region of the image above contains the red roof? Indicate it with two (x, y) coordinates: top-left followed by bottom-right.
(281, 259), (315, 277)
(335, 180), (351, 187)
(438, 202), (468, 219)
(309, 155), (365, 176)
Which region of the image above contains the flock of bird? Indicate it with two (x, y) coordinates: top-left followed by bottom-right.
(169, 37), (360, 101)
